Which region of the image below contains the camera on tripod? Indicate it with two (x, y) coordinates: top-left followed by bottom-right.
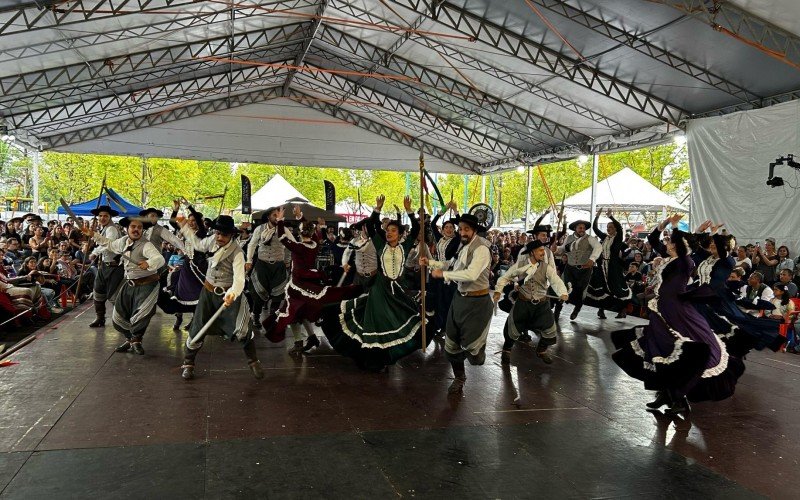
(767, 154), (799, 187)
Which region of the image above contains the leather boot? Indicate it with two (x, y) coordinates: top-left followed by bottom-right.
(89, 300), (105, 327)
(500, 350), (511, 365)
(597, 309), (607, 319)
(553, 302), (563, 319)
(172, 313), (183, 330)
(131, 337), (145, 355)
(646, 391), (670, 409)
(114, 341), (131, 353)
(181, 364), (195, 380)
(570, 305), (582, 321)
(288, 341), (304, 356)
(303, 334), (320, 352)
(248, 360), (265, 379)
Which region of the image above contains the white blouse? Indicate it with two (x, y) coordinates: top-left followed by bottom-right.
(381, 244), (406, 280)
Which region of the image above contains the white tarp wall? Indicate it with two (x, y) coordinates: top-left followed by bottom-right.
(687, 99), (800, 254)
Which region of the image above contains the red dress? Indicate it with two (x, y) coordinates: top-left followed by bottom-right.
(263, 220), (361, 342)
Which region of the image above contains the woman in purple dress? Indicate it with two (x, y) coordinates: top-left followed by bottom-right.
(611, 215), (744, 415)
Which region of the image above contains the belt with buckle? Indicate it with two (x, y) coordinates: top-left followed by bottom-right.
(126, 273), (160, 287)
(459, 289), (490, 297)
(204, 280), (230, 296)
(360, 270), (377, 277)
(517, 294), (545, 303)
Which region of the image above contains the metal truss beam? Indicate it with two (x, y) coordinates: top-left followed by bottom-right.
(526, 0), (758, 103)
(43, 85), (286, 149)
(0, 22), (307, 107)
(0, 0), (317, 63)
(288, 89), (481, 172)
(297, 69), (514, 158)
(282, 0), (329, 95)
(415, 37), (627, 133)
(649, 0), (800, 69)
(691, 88), (800, 118)
(16, 65), (290, 135)
(384, 0), (687, 125)
(315, 25), (590, 146)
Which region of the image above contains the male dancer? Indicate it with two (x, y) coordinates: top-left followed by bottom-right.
(554, 219), (601, 320)
(246, 207), (290, 332)
(88, 205), (123, 327)
(179, 215), (264, 380)
(424, 213), (493, 395)
(83, 218), (164, 354)
(495, 240), (569, 364)
(341, 220), (378, 288)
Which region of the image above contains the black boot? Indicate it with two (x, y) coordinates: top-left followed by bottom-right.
(665, 396), (691, 415)
(181, 364), (195, 380)
(114, 341), (131, 353)
(288, 341), (304, 356)
(553, 302), (563, 319)
(646, 391), (670, 409)
(172, 313), (183, 330)
(248, 360), (265, 379)
(131, 337), (145, 355)
(570, 305), (582, 321)
(89, 300), (105, 327)
(616, 310), (627, 319)
(467, 344), (486, 365)
(448, 362), (466, 394)
(597, 309), (607, 319)
(500, 350), (511, 365)
(303, 334), (320, 352)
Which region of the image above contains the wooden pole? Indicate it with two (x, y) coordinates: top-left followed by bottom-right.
(218, 185), (228, 216)
(419, 151), (427, 352)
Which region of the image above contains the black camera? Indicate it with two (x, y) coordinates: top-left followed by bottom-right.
(766, 154), (798, 188)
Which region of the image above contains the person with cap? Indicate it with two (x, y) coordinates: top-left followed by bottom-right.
(554, 217), (602, 321)
(82, 217), (164, 355)
(162, 199), (209, 330)
(177, 215), (264, 381)
(428, 201), (461, 337)
(320, 195), (428, 371)
(88, 205), (124, 328)
(423, 212), (493, 395)
(263, 206), (361, 355)
(341, 218), (378, 288)
(246, 206), (291, 332)
(495, 239), (569, 365)
(584, 207), (631, 319)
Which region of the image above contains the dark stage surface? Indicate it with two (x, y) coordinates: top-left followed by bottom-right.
(0, 303), (796, 499)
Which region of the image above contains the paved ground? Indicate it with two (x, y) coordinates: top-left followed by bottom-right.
(0, 302), (797, 498)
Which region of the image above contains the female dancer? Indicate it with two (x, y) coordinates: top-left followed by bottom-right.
(585, 208), (630, 319)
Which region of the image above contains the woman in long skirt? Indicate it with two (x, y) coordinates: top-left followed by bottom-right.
(585, 208), (630, 318)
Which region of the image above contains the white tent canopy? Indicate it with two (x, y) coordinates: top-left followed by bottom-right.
(236, 173), (308, 212)
(563, 168), (686, 213)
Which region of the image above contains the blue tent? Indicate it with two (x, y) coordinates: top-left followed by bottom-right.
(57, 188), (142, 217)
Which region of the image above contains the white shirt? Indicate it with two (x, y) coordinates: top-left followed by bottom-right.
(433, 240), (491, 284)
(496, 255), (568, 297)
(181, 225), (246, 300)
(91, 233), (164, 278)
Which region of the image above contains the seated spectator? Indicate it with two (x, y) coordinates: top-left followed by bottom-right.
(776, 246), (794, 275)
(4, 238), (22, 269)
(768, 283), (794, 321)
(0, 267), (53, 323)
(625, 262), (644, 295)
(55, 250), (93, 300)
(753, 238), (779, 285)
(777, 269), (798, 298)
(727, 267), (747, 298)
(739, 271), (774, 317)
(28, 225), (50, 260)
(167, 247), (184, 270)
(17, 256), (62, 312)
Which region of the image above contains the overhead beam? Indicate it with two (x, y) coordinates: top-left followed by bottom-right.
(315, 24), (590, 146)
(296, 69), (515, 158)
(525, 0), (758, 103)
(43, 85), (287, 149)
(289, 88), (480, 172)
(282, 0), (329, 95)
(383, 0), (687, 125)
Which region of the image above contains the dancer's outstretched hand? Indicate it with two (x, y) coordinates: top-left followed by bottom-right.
(375, 195), (385, 211)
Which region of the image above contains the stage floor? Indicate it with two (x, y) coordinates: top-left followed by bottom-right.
(0, 303), (796, 499)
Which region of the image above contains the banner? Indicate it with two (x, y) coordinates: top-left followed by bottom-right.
(241, 175), (252, 215)
(324, 180), (335, 212)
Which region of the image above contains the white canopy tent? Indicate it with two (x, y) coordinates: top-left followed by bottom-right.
(235, 173), (308, 212)
(562, 168), (687, 213)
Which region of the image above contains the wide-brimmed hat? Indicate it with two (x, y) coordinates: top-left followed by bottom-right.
(139, 207), (164, 218)
(210, 215), (240, 234)
(568, 220), (591, 231)
(118, 217), (153, 230)
(521, 239), (546, 255)
(7, 216), (23, 225)
(456, 213), (486, 232)
(260, 207), (279, 222)
(91, 205), (119, 217)
(527, 224), (552, 235)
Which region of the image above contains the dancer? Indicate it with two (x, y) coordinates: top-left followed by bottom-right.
(341, 220), (378, 289)
(495, 240), (569, 365)
(428, 201), (460, 335)
(264, 206), (361, 354)
(320, 195), (427, 371)
(554, 218), (601, 321)
(83, 218), (164, 355)
(88, 205), (123, 328)
(424, 213), (493, 395)
(141, 207), (183, 257)
(177, 215), (264, 380)
(610, 215), (744, 415)
(246, 207), (290, 332)
(585, 208), (631, 319)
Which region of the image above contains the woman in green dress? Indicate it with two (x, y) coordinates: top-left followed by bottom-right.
(320, 195), (431, 371)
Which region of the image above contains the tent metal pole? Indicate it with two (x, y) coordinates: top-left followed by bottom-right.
(463, 175), (468, 213)
(32, 148), (40, 214)
(524, 165), (532, 232)
(590, 154), (599, 225)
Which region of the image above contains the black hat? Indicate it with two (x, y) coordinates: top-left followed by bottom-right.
(139, 207), (164, 218)
(118, 217), (153, 230)
(527, 224), (552, 235)
(568, 220), (591, 231)
(7, 216), (22, 224)
(91, 205), (119, 217)
(260, 207), (279, 222)
(210, 215), (240, 235)
(456, 213), (486, 232)
(521, 239), (546, 255)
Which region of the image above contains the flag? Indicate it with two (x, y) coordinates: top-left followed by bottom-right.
(324, 180), (335, 212)
(241, 175), (252, 214)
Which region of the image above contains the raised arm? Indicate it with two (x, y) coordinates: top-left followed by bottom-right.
(592, 207), (606, 241)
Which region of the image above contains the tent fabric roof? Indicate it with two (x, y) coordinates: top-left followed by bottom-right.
(57, 188), (142, 217)
(2, 1), (799, 173)
(562, 168), (687, 213)
(236, 173), (309, 212)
